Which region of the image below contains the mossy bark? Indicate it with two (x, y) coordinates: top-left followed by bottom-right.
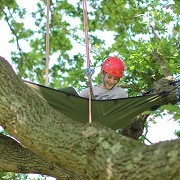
(0, 57), (179, 179)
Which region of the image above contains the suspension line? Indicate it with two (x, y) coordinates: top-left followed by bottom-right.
(45, 0), (50, 86)
(82, 0), (92, 124)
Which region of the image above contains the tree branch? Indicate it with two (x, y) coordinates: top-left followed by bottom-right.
(2, 8), (24, 54)
(152, 49), (171, 77)
(149, 25), (171, 77)
(0, 56), (179, 179)
(0, 133), (84, 179)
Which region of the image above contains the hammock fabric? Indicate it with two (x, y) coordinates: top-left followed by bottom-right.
(25, 81), (166, 130)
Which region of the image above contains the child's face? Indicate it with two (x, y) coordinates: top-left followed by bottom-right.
(102, 73), (119, 90)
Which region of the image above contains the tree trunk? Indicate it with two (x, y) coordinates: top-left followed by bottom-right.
(0, 56), (179, 179)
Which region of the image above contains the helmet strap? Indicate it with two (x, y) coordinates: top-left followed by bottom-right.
(102, 73), (107, 87)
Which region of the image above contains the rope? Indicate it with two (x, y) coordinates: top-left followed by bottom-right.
(45, 0), (50, 86)
(82, 0), (92, 124)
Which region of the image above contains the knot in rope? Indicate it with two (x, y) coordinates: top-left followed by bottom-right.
(85, 67), (95, 77)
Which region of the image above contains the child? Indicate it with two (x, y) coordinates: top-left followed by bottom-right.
(80, 57), (128, 100)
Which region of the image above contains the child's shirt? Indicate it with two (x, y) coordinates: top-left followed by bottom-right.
(79, 86), (128, 100)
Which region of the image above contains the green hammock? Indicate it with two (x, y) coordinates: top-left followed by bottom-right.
(25, 81), (165, 130)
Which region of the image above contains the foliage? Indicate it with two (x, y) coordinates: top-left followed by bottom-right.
(175, 129), (180, 138)
(160, 103), (180, 120)
(0, 171), (28, 180)
(0, 0), (179, 92)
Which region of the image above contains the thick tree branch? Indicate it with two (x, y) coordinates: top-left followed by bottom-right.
(153, 76), (177, 105)
(0, 133), (83, 179)
(0, 56), (179, 179)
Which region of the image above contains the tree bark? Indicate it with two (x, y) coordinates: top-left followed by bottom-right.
(0, 56), (179, 179)
(120, 114), (149, 140)
(0, 133), (83, 179)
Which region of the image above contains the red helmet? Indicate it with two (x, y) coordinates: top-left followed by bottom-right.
(101, 57), (125, 78)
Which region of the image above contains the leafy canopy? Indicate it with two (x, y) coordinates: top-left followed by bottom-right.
(1, 0), (179, 94)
